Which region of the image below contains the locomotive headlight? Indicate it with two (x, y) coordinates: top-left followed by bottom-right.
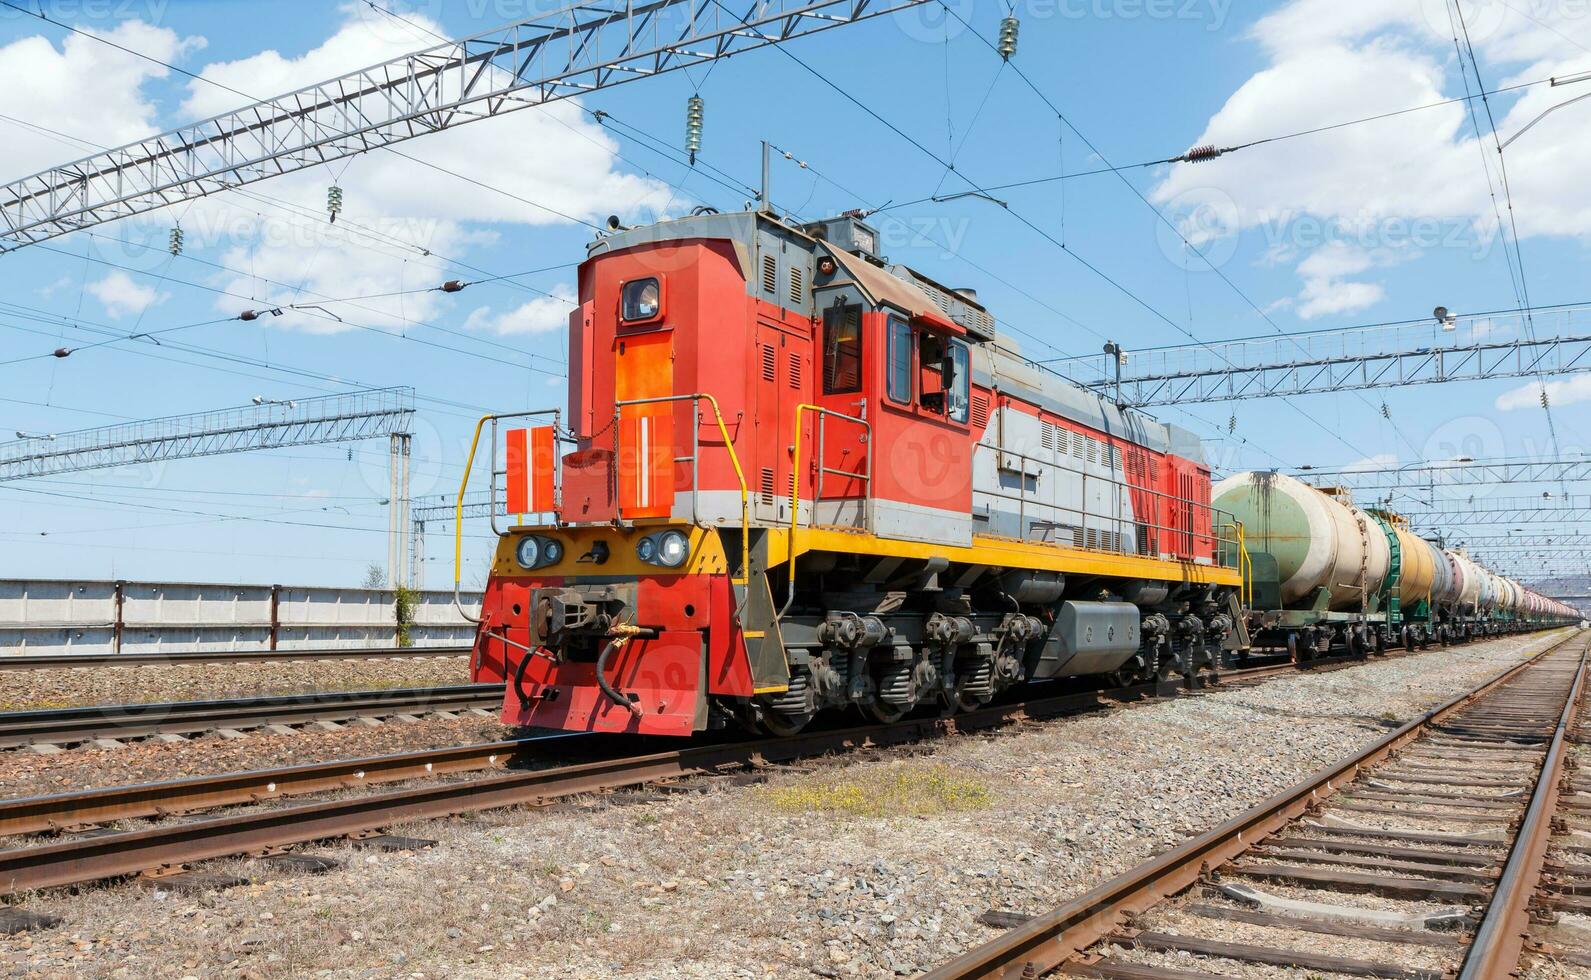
(655, 530), (690, 567)
(514, 535), (562, 570)
(636, 536), (658, 564)
(636, 530), (690, 568)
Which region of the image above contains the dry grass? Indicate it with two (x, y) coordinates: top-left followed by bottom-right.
(761, 761), (992, 819)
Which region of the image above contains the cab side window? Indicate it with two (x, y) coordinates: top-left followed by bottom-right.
(886, 315), (912, 404)
(822, 303), (863, 394)
(948, 340), (970, 423)
(919, 331), (947, 414)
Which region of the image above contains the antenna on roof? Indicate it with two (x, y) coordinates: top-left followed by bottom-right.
(758, 141), (772, 214)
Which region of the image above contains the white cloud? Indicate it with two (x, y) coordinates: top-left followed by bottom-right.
(0, 21), (204, 183)
(1293, 244), (1386, 319)
(85, 271), (169, 318)
(463, 287), (578, 336)
(1153, 0), (1591, 315)
(1496, 375), (1591, 412)
(1340, 452), (1399, 472)
(159, 11), (670, 333)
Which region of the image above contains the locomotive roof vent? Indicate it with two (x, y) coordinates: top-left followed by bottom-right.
(802, 214), (881, 264)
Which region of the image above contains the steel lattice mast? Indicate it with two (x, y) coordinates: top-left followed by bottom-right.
(0, 0), (932, 250)
(1295, 455), (1591, 492)
(1, 388), (418, 587)
(1049, 304), (1591, 407)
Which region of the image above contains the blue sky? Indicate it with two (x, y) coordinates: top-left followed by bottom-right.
(2, 0), (1589, 588)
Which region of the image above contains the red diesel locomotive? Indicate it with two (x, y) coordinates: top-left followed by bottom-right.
(461, 206), (1245, 737)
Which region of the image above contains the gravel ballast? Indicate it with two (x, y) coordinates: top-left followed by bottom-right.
(0, 655), (469, 712)
(0, 630), (1574, 979)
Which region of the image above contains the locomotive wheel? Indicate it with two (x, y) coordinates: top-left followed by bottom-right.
(940, 686), (986, 716)
(864, 700), (909, 725)
(759, 709), (812, 737)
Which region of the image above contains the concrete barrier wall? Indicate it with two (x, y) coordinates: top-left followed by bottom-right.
(0, 579), (481, 655)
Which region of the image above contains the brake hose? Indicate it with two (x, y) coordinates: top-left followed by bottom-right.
(595, 638), (644, 717)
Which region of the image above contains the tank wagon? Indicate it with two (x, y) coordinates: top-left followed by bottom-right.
(458, 208), (1250, 736)
(1216, 471), (1576, 656)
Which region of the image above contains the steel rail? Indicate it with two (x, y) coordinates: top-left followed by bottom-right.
(0, 641), (1507, 851)
(0, 735), (582, 837)
(0, 650), (1414, 844)
(918, 628), (1586, 980)
(0, 646), (469, 671)
(0, 684), (501, 748)
(0, 675), (1229, 894)
(2, 634), (1563, 896)
(1458, 644), (1589, 977)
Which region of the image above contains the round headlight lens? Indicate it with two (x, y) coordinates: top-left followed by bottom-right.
(515, 536), (541, 569)
(656, 530), (690, 567)
(541, 540), (563, 566)
(636, 536), (658, 563)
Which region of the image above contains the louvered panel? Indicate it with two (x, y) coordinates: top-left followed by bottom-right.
(761, 345), (777, 382)
(1041, 423), (1058, 452)
(788, 351), (802, 390)
(762, 254), (777, 294)
(788, 264), (804, 306)
(760, 467), (776, 506)
(970, 396), (990, 429)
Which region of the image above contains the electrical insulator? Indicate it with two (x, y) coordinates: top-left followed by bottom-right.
(328, 184), (344, 224)
(168, 226), (184, 257)
(685, 94), (704, 165)
(1227, 414), (1236, 434)
(1381, 402), (1391, 419)
(441, 280), (466, 293)
(1542, 389), (1551, 409)
(997, 16), (1020, 61)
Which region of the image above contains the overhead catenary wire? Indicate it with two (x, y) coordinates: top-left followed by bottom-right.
(1448, 0), (1567, 495)
(935, 1), (1424, 461)
(731, 4), (1365, 463)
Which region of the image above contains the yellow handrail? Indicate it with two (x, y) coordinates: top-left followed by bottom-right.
(698, 393), (750, 585)
(452, 408), (561, 622)
(615, 392), (749, 583)
(782, 403), (871, 618)
(454, 414), (491, 623)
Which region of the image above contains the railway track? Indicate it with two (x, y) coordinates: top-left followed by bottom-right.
(920, 628), (1591, 980)
(0, 684), (503, 750)
(0, 645), (470, 671)
(0, 635), (1545, 911)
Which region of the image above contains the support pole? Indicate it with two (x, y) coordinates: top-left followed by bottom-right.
(388, 432), (413, 589)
